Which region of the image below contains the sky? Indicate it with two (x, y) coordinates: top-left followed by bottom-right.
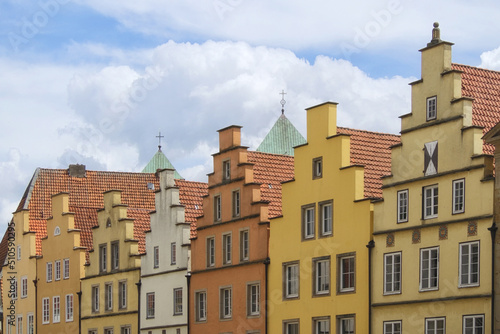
(1, 0), (500, 229)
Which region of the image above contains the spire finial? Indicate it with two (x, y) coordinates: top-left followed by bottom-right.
(280, 89), (287, 115)
(156, 131), (164, 152)
(427, 22), (442, 47)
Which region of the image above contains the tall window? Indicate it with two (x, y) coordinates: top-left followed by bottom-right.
(119, 281), (127, 309)
(105, 282), (113, 311)
(232, 190), (240, 217)
(384, 321), (401, 334)
(223, 160), (231, 180)
(55, 260), (61, 281)
(339, 316), (354, 334)
(339, 254), (355, 293)
(66, 294), (74, 321)
(302, 205), (315, 240)
(463, 315), (484, 334)
(214, 195), (222, 222)
(247, 283), (260, 316)
(314, 257), (330, 295)
(319, 201), (333, 237)
(424, 141), (438, 176)
(313, 157), (323, 179)
(173, 288), (183, 315)
(21, 276), (28, 298)
(99, 244), (107, 273)
(16, 315), (22, 334)
(397, 190), (409, 223)
(42, 297), (50, 323)
(223, 233), (232, 265)
(171, 242), (176, 265)
(420, 247), (439, 291)
(53, 296), (60, 323)
(195, 291), (207, 322)
(240, 229), (249, 262)
(146, 293), (155, 318)
(92, 285), (100, 313)
(46, 262), (53, 282)
(314, 317), (330, 334)
(153, 246), (159, 268)
(459, 241), (479, 287)
(111, 241), (119, 270)
(423, 185), (438, 219)
(426, 96), (437, 121)
(220, 287), (232, 319)
(207, 237), (215, 267)
(284, 320), (299, 334)
(453, 179), (465, 214)
(384, 252), (401, 294)
(17, 245), (21, 261)
(284, 262), (299, 299)
(63, 258), (70, 279)
(27, 314), (34, 334)
(425, 317), (445, 334)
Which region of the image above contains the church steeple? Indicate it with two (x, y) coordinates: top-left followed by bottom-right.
(142, 132), (183, 179)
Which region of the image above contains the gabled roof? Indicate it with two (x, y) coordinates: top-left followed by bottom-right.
(256, 114), (306, 156)
(452, 63), (500, 155)
(142, 149), (183, 179)
(338, 127), (401, 199)
(174, 179), (208, 239)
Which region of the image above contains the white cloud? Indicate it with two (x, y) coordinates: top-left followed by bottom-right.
(480, 46), (500, 71)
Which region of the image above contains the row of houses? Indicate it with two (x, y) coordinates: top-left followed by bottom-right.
(2, 24), (500, 334)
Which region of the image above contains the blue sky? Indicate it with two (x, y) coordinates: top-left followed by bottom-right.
(1, 0), (500, 228)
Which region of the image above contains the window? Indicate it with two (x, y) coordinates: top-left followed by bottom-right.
(66, 294), (74, 321)
(247, 283), (260, 316)
(223, 160), (231, 180)
(314, 317), (330, 334)
(313, 157), (323, 179)
(453, 179), (465, 214)
(459, 241), (479, 287)
(284, 262), (299, 299)
(55, 260), (61, 281)
(223, 233), (232, 265)
(319, 201), (333, 237)
(420, 247), (439, 291)
(424, 141), (438, 176)
(16, 315), (22, 334)
(92, 285), (100, 313)
(195, 290), (207, 322)
(214, 195), (222, 222)
(283, 320), (299, 334)
(88, 330), (97, 334)
(42, 297), (50, 323)
(240, 229), (249, 262)
(425, 317), (445, 334)
(232, 190), (240, 217)
(397, 190), (408, 223)
(21, 276), (28, 298)
(105, 282), (113, 311)
(302, 205), (315, 240)
(338, 316), (354, 334)
(121, 326), (131, 334)
(54, 226), (61, 235)
(46, 262), (53, 282)
(384, 321), (401, 334)
(220, 287), (232, 319)
(207, 237), (215, 267)
(53, 296), (60, 323)
(426, 96), (437, 121)
(339, 254), (355, 293)
(154, 246), (159, 268)
(111, 241), (119, 270)
(104, 328), (114, 334)
(119, 281), (127, 309)
(106, 218), (111, 227)
(463, 315), (484, 334)
(423, 185), (438, 219)
(173, 288), (183, 315)
(99, 244), (107, 273)
(63, 258), (70, 279)
(17, 245), (21, 261)
(146, 292), (155, 318)
(27, 314), (34, 334)
(171, 242), (176, 265)
(314, 257), (330, 295)
(384, 252), (401, 294)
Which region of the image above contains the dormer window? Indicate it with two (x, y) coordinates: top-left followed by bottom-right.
(313, 157), (323, 179)
(223, 160), (231, 181)
(426, 96), (437, 121)
(54, 226), (61, 236)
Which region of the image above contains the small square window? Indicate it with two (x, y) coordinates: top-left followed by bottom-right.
(463, 315), (484, 334)
(426, 96), (437, 121)
(313, 157), (323, 179)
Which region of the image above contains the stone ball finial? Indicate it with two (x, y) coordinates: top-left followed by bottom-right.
(434, 22), (439, 28)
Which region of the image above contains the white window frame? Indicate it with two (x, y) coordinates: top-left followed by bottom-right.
(452, 179), (465, 214)
(319, 201), (333, 237)
(423, 185), (438, 219)
(119, 280), (127, 309)
(214, 195), (222, 222)
(173, 288), (183, 315)
(314, 257), (330, 295)
(459, 241), (480, 287)
(195, 290), (207, 322)
(223, 160), (231, 180)
(120, 326), (131, 334)
(240, 229), (249, 262)
(425, 317), (445, 334)
(233, 190), (240, 218)
(397, 190), (408, 223)
(220, 286), (232, 319)
(284, 320), (299, 334)
(55, 260), (61, 281)
(21, 276), (28, 298)
(313, 157), (323, 179)
(153, 246), (159, 268)
(339, 254), (355, 293)
(66, 294), (74, 322)
(426, 96), (437, 121)
(27, 313), (34, 334)
(46, 262), (53, 282)
(53, 296), (60, 323)
(16, 315), (22, 334)
(420, 247), (439, 291)
(284, 262), (299, 299)
(463, 315), (484, 334)
(303, 205), (315, 240)
(17, 245), (21, 261)
(384, 252), (401, 295)
(105, 282), (113, 311)
(384, 320), (401, 334)
(207, 236), (215, 267)
(222, 233), (232, 265)
(338, 316), (354, 334)
(63, 258), (70, 279)
(314, 316), (330, 334)
(42, 297), (50, 324)
(146, 292), (155, 318)
(247, 282), (260, 316)
(92, 285), (100, 313)
(111, 241), (119, 271)
(171, 242), (176, 265)
(99, 244), (107, 273)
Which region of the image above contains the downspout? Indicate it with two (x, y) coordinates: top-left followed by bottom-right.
(186, 272), (191, 334)
(136, 280), (141, 334)
(77, 290), (82, 334)
(366, 240), (375, 334)
(264, 257), (270, 334)
(488, 222), (497, 334)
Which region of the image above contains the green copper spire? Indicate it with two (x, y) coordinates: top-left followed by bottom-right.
(142, 132), (183, 179)
(256, 114), (306, 156)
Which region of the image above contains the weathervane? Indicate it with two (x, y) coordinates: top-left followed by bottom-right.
(156, 131), (164, 152)
(280, 89), (287, 115)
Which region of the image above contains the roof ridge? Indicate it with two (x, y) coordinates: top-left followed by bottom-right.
(452, 63), (500, 75)
(337, 126), (400, 138)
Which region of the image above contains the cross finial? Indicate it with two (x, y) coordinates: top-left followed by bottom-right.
(279, 89), (287, 115)
(156, 131), (164, 151)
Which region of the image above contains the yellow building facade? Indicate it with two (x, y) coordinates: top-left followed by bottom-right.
(81, 190), (141, 334)
(372, 25), (494, 333)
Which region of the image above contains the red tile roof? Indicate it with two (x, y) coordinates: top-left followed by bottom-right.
(338, 127), (401, 199)
(452, 63), (500, 155)
(174, 179), (208, 239)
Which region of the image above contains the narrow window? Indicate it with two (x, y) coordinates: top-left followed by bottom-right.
(424, 141), (438, 176)
(214, 195), (222, 222)
(384, 252), (401, 294)
(66, 294), (74, 322)
(313, 157), (323, 179)
(146, 292), (155, 318)
(17, 245), (21, 261)
(99, 244), (107, 273)
(42, 298), (50, 323)
(92, 285), (100, 313)
(319, 201), (333, 237)
(453, 179), (465, 214)
(426, 96), (437, 121)
(384, 321), (402, 334)
(55, 260), (61, 281)
(195, 291), (207, 322)
(111, 241), (119, 270)
(171, 242), (176, 265)
(46, 262), (53, 282)
(459, 241), (480, 287)
(223, 233), (232, 265)
(302, 205), (315, 240)
(397, 190), (409, 223)
(119, 281), (127, 309)
(173, 288), (183, 315)
(423, 185), (438, 219)
(16, 315), (23, 334)
(63, 258), (70, 279)
(206, 237), (215, 267)
(339, 254), (355, 293)
(153, 246), (159, 268)
(463, 315), (484, 334)
(425, 317), (445, 334)
(247, 283), (260, 316)
(223, 160), (231, 180)
(420, 247), (439, 291)
(240, 229), (249, 262)
(220, 287), (232, 319)
(314, 257), (330, 295)
(283, 262), (299, 299)
(232, 190), (241, 217)
(27, 314), (34, 334)
(53, 296), (60, 323)
(21, 276), (28, 298)
(105, 282), (113, 311)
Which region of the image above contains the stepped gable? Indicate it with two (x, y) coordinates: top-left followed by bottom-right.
(337, 127), (401, 199)
(452, 63), (500, 155)
(174, 179), (208, 239)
